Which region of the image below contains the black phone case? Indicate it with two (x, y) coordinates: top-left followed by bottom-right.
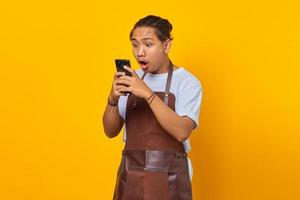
(115, 59), (132, 77)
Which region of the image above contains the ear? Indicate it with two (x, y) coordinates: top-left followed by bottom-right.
(163, 39), (172, 54)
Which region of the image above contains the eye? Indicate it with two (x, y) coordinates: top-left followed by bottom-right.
(146, 43), (153, 47)
(132, 43), (138, 48)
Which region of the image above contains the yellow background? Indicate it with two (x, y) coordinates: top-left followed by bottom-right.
(1, 0), (299, 199)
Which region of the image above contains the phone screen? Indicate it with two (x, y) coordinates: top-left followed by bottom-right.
(115, 59), (132, 77)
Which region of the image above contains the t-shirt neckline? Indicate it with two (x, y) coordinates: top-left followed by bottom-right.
(143, 67), (183, 78)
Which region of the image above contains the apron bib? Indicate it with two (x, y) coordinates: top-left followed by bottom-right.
(113, 60), (192, 200)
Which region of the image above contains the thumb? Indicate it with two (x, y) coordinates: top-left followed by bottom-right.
(123, 66), (138, 77)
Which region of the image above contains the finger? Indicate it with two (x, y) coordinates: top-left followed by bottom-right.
(118, 86), (131, 93)
(123, 66), (138, 77)
(118, 75), (132, 81)
(114, 86), (128, 96)
(116, 90), (128, 96)
(114, 72), (126, 79)
(114, 85), (127, 91)
(115, 90), (127, 96)
(115, 79), (131, 86)
(115, 86), (129, 95)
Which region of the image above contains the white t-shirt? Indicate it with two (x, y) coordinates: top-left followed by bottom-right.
(117, 66), (203, 180)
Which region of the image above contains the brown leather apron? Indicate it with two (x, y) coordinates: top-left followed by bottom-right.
(113, 60), (192, 200)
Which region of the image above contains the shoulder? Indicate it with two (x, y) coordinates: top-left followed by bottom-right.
(173, 67), (202, 90)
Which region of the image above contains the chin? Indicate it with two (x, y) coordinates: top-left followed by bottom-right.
(140, 65), (150, 72)
(141, 68), (149, 73)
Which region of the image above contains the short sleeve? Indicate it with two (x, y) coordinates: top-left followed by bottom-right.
(118, 95), (128, 120)
(118, 95), (128, 142)
(175, 81), (203, 129)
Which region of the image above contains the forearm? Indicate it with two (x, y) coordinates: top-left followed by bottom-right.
(102, 102), (124, 138)
(147, 95), (192, 142)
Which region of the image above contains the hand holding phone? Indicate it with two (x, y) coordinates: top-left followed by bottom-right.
(114, 59), (132, 95)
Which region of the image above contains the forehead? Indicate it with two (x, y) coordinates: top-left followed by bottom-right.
(130, 27), (159, 41)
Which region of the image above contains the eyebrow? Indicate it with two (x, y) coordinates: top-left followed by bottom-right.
(130, 37), (154, 41)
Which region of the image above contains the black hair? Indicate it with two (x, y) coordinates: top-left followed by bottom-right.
(129, 15), (173, 42)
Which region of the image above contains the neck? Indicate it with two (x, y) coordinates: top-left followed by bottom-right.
(153, 57), (171, 74)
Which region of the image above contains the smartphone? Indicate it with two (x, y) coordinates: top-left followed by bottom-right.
(115, 59), (132, 77)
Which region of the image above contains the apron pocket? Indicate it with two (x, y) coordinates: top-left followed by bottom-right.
(122, 169), (145, 200)
(144, 171), (170, 200)
(123, 169), (171, 200)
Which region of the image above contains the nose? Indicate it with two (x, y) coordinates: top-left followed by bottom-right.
(137, 46), (146, 57)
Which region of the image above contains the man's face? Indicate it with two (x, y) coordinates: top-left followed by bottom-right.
(130, 26), (168, 73)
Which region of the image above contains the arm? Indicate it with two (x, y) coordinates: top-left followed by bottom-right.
(102, 72), (127, 138)
(102, 96), (124, 138)
(147, 94), (195, 142)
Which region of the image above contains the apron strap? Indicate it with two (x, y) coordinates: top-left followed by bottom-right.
(164, 60), (173, 105)
(141, 59), (174, 105)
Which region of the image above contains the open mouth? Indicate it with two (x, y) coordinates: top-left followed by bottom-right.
(139, 60), (149, 69)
